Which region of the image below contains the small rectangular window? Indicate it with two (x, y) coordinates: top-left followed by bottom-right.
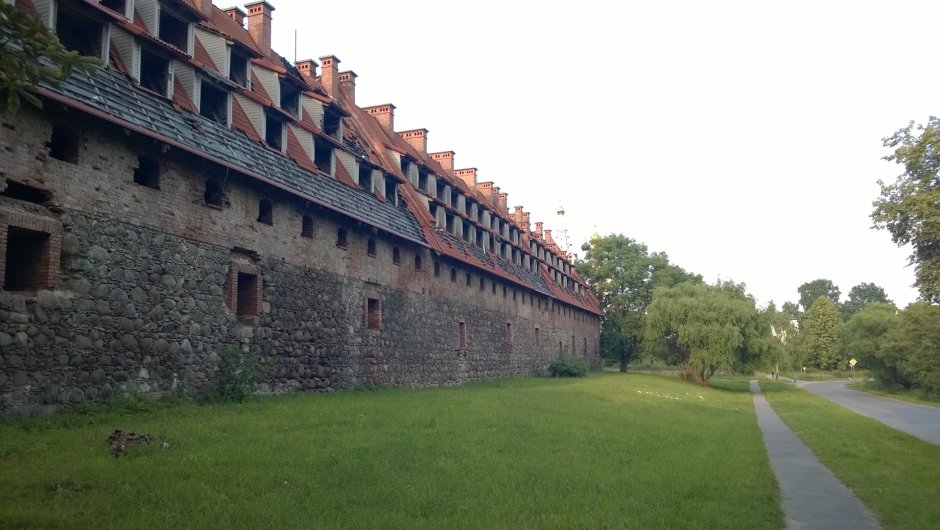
(535, 327), (541, 347)
(385, 180), (397, 206)
(3, 227), (53, 291)
(301, 215), (314, 238)
(491, 281), (496, 294)
(315, 137), (333, 174)
(506, 323), (513, 344)
(450, 268), (457, 283)
(159, 8), (189, 51)
(266, 115), (283, 151)
(393, 247), (401, 265)
(235, 272), (259, 317)
(48, 125), (80, 163)
(458, 322), (466, 349)
(229, 49), (249, 87)
(140, 49), (170, 96)
(414, 255), (422, 271)
(366, 298), (381, 330)
(257, 199), (273, 225)
(479, 277), (484, 291)
(133, 156), (160, 189)
(465, 273), (471, 287)
(336, 228), (348, 248)
(358, 164), (372, 191)
(204, 179), (224, 207)
(200, 81), (229, 125)
(367, 238), (376, 257)
(434, 261), (440, 277)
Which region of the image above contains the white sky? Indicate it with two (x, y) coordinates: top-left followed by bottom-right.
(266, 0), (935, 308)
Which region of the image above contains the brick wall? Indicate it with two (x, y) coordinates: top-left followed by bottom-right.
(0, 105), (600, 415)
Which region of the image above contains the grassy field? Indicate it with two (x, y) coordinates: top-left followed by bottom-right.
(0, 374), (782, 529)
(761, 381), (940, 529)
(846, 381), (940, 407)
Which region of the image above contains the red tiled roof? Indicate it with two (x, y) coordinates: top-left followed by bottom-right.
(203, 6), (262, 56)
(285, 128), (317, 173)
(192, 36), (219, 71)
(172, 79), (198, 113)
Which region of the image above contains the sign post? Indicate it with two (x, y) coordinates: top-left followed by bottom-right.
(849, 357), (857, 380)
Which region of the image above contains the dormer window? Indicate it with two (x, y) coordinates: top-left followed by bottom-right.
(199, 80), (230, 125)
(385, 180), (398, 206)
(57, 3), (106, 60)
(436, 181), (446, 202)
(229, 48), (249, 88)
(139, 48), (170, 96)
(418, 170), (428, 193)
(158, 6), (191, 53)
(279, 80), (300, 117)
(314, 137), (333, 175)
(265, 115), (284, 151)
(323, 108), (341, 140)
(450, 189), (458, 208)
(358, 164), (372, 191)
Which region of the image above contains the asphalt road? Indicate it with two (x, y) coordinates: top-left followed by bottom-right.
(798, 380), (940, 445)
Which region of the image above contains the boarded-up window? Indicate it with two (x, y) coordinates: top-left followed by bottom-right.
(3, 227), (53, 291)
(236, 272), (259, 316)
(366, 298), (381, 330)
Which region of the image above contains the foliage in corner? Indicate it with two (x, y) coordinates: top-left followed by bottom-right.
(549, 356), (588, 377)
(873, 117), (940, 304)
(0, 3), (99, 112)
(210, 345), (272, 403)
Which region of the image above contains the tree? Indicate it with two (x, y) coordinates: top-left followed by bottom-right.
(578, 234), (700, 371)
(803, 296), (843, 370)
(881, 302), (940, 396)
(798, 279), (841, 313)
(643, 280), (765, 384)
(873, 118), (940, 303)
(840, 303), (899, 386)
(763, 302), (798, 374)
(781, 301), (802, 321)
(0, 3), (99, 112)
(841, 282), (892, 320)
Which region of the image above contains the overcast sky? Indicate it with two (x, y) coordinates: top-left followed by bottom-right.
(266, 0), (934, 308)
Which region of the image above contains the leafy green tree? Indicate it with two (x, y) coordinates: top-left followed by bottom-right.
(798, 279), (841, 313)
(762, 302), (798, 375)
(882, 302), (940, 396)
(781, 301), (802, 321)
(803, 296), (844, 370)
(1, 3), (99, 112)
(874, 118), (940, 303)
(578, 234), (700, 371)
(841, 302), (899, 385)
(841, 282), (892, 320)
(643, 280), (764, 384)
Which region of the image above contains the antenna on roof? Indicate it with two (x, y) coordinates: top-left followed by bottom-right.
(293, 30), (297, 63)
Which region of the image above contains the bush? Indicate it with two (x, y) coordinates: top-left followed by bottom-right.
(209, 345), (271, 403)
(549, 356), (588, 377)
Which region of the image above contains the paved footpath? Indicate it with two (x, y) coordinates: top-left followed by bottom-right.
(750, 381), (879, 530)
(798, 380), (940, 445)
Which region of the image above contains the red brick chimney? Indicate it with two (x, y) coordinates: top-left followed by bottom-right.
(544, 229), (554, 246)
(245, 1), (274, 55)
(498, 192), (508, 214)
(477, 181), (493, 198)
(295, 59), (318, 79)
(338, 71), (357, 102)
(512, 206), (524, 225)
(454, 168), (477, 189)
(223, 7), (246, 26)
(521, 211), (531, 232)
(399, 129), (428, 154)
(430, 151), (454, 171)
(364, 104), (395, 132)
(318, 55), (340, 97)
(193, 0), (213, 19)
(534, 221), (544, 239)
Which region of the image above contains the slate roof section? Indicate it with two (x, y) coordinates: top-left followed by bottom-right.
(39, 65), (425, 245)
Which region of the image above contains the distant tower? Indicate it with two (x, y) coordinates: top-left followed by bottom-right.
(555, 204), (573, 259)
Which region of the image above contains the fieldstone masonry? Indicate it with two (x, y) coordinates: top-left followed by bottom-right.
(0, 107), (600, 415)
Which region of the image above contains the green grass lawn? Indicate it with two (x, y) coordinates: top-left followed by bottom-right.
(0, 374), (782, 529)
(761, 381), (940, 529)
(846, 381), (940, 407)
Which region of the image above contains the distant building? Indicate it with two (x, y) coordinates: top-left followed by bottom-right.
(0, 0), (601, 414)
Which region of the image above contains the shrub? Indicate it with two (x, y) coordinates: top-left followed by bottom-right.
(210, 345), (271, 403)
(549, 356), (588, 377)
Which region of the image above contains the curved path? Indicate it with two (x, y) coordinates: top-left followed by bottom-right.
(798, 381), (940, 445)
(750, 381), (879, 530)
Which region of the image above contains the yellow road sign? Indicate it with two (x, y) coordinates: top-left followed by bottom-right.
(849, 358), (857, 367)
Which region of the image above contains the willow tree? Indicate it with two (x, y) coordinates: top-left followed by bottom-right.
(643, 281), (765, 384)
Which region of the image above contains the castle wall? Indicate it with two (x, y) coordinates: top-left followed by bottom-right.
(0, 106), (599, 415)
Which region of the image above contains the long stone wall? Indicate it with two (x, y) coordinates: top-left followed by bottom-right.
(0, 105), (600, 416)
